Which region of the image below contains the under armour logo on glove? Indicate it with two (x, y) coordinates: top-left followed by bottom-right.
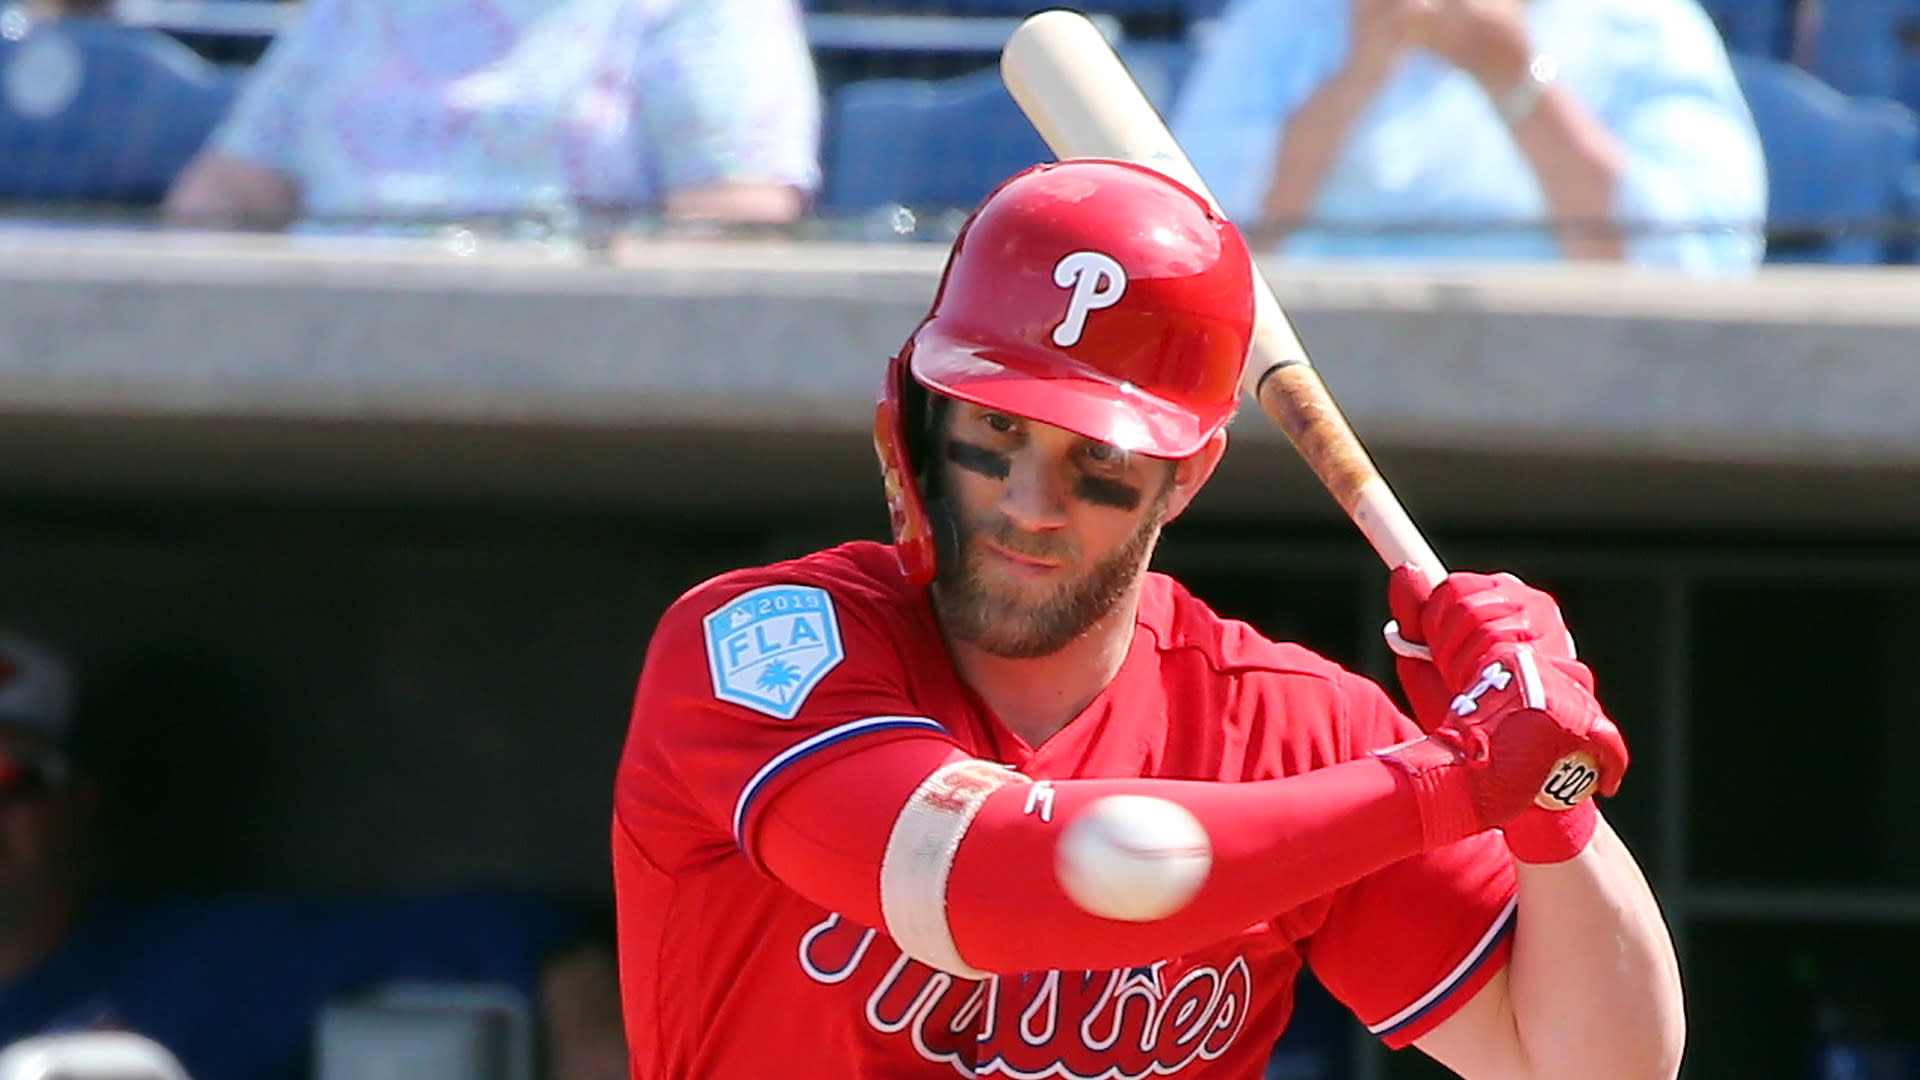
(1051, 251), (1127, 346)
(1450, 661), (1513, 716)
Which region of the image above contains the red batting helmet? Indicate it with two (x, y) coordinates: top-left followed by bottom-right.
(873, 158), (1257, 584)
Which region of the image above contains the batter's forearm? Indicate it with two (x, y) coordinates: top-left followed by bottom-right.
(1507, 816), (1684, 1080)
(764, 744), (1432, 976)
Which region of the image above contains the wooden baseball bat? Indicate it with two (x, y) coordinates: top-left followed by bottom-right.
(999, 9), (1444, 587)
(1000, 11), (1597, 809)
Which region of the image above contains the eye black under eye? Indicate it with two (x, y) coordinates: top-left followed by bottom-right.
(945, 440), (1010, 480)
(1073, 475), (1143, 511)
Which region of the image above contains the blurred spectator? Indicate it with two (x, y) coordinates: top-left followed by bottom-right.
(162, 0), (820, 234)
(0, 630), (626, 1080)
(19, 1), (111, 16)
(1171, 0), (1767, 272)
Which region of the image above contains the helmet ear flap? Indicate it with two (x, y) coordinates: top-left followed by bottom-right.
(874, 349), (948, 585)
(914, 390), (961, 578)
(901, 374), (939, 490)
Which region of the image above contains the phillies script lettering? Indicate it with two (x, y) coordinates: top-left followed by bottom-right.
(799, 913), (1252, 1077)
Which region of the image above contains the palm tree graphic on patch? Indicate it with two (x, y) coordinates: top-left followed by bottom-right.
(757, 660), (803, 704)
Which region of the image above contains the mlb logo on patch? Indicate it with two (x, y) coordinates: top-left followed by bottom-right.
(703, 585), (845, 720)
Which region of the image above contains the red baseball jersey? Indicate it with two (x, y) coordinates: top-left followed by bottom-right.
(614, 540), (1516, 1079)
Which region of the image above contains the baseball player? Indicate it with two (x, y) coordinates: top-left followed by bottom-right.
(612, 159), (1682, 1079)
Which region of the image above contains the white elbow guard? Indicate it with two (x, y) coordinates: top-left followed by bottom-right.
(878, 758), (1028, 978)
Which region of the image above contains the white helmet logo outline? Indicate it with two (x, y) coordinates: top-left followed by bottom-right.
(1050, 251), (1128, 347)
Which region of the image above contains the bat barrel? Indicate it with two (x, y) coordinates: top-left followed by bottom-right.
(999, 11), (1212, 199)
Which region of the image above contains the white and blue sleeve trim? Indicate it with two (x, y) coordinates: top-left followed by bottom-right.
(731, 714), (948, 848)
(1367, 896), (1518, 1042)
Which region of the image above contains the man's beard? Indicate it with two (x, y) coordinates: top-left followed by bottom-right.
(932, 492), (1168, 660)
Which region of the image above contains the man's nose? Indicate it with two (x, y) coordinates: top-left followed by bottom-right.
(998, 456), (1070, 531)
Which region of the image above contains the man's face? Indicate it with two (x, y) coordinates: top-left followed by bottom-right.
(931, 402), (1180, 659)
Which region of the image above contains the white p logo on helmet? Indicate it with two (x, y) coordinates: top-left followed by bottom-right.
(1050, 251), (1127, 347)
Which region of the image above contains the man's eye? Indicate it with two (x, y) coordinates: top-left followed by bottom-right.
(1081, 443), (1131, 474)
(983, 413), (1016, 434)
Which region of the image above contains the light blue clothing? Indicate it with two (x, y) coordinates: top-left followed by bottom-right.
(1171, 0), (1766, 272)
(212, 0), (820, 222)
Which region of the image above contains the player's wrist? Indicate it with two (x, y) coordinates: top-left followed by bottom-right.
(1372, 736), (1481, 849)
(1502, 799), (1599, 863)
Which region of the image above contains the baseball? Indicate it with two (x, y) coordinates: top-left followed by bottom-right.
(1054, 794), (1213, 922)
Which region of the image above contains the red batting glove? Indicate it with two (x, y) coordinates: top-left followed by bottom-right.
(1374, 642), (1626, 849)
(1380, 567), (1620, 860)
(1384, 567), (1590, 721)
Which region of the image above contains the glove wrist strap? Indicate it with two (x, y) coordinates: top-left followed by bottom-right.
(1372, 737), (1479, 848)
(1502, 799), (1599, 863)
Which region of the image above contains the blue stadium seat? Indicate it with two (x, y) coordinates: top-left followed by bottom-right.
(1730, 53), (1920, 262)
(0, 17), (240, 204)
(1693, 0), (1793, 57)
(821, 66), (1051, 216)
(1800, 0), (1920, 114)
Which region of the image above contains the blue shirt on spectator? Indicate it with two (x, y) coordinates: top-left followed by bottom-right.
(0, 890), (573, 1080)
(1171, 0), (1766, 272)
(208, 0), (821, 223)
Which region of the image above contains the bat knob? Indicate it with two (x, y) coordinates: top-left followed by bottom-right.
(1535, 751), (1601, 811)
